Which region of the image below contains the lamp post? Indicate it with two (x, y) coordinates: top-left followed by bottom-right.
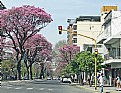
(58, 27), (98, 90)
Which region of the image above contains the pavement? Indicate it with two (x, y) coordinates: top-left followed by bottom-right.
(71, 83), (121, 93)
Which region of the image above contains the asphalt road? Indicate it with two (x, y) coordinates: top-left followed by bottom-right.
(0, 80), (95, 93)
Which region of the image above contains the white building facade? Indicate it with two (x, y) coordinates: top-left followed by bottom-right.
(67, 6), (119, 86)
(97, 10), (121, 86)
(67, 16), (103, 53)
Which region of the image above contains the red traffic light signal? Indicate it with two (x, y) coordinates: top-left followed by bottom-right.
(58, 26), (62, 34)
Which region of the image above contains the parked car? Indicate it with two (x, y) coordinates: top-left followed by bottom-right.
(62, 77), (72, 84)
(47, 76), (52, 80)
(53, 76), (57, 80)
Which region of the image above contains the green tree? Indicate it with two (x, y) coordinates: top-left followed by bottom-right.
(62, 51), (104, 84)
(2, 59), (17, 80)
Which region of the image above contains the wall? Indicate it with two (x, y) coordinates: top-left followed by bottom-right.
(76, 21), (102, 46)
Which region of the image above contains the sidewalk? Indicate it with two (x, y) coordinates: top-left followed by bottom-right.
(71, 83), (121, 93)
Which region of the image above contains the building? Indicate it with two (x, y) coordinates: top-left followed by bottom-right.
(0, 1), (6, 61)
(67, 6), (118, 86)
(0, 1), (6, 10)
(97, 6), (121, 86)
(67, 16), (103, 56)
(67, 6), (118, 53)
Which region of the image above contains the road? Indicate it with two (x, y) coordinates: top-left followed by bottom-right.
(1, 80), (95, 93)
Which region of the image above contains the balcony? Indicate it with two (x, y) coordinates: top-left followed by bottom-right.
(104, 54), (121, 61)
(96, 31), (106, 44)
(102, 54), (121, 66)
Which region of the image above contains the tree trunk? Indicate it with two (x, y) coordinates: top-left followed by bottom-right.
(80, 73), (84, 86)
(30, 64), (33, 80)
(27, 67), (29, 80)
(17, 61), (21, 80)
(40, 64), (44, 79)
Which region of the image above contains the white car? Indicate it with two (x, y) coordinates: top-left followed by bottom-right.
(62, 77), (72, 83)
(47, 77), (52, 80)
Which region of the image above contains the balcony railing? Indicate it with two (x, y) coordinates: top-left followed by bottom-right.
(104, 54), (121, 61)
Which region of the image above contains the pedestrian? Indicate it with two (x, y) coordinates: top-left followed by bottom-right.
(97, 74), (100, 86)
(98, 73), (105, 93)
(90, 74), (94, 87)
(116, 74), (120, 90)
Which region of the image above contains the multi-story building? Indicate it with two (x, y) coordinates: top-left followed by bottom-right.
(67, 16), (103, 53)
(67, 6), (118, 86)
(67, 6), (117, 53)
(0, 2), (12, 60)
(0, 1), (6, 10)
(0, 1), (6, 60)
(97, 6), (121, 86)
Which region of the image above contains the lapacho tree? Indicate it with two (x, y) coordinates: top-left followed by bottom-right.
(0, 5), (52, 79)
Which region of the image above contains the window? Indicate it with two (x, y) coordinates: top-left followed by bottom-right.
(73, 31), (77, 36)
(73, 38), (77, 43)
(73, 25), (77, 30)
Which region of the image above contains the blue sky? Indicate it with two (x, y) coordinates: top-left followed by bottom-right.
(1, 0), (121, 46)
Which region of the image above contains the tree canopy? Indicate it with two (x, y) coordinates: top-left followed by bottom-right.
(0, 5), (52, 79)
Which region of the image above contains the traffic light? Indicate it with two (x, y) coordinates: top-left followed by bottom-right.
(58, 26), (62, 34)
(95, 49), (98, 57)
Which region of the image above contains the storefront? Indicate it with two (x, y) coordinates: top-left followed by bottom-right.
(102, 61), (121, 86)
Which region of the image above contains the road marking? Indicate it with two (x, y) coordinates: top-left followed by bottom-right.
(5, 86), (13, 89)
(26, 87), (33, 90)
(48, 88), (53, 91)
(7, 85), (13, 86)
(39, 88), (44, 90)
(15, 87), (23, 90)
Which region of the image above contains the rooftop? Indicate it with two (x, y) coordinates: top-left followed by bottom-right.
(76, 16), (101, 22)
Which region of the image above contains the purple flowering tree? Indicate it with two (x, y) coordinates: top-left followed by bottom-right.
(24, 34), (52, 79)
(58, 45), (80, 69)
(0, 5), (52, 79)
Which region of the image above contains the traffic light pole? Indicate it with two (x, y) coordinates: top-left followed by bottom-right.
(58, 27), (97, 90)
(94, 40), (97, 90)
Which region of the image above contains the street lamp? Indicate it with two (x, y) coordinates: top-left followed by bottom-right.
(58, 27), (98, 90)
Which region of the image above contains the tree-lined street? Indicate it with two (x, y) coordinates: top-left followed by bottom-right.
(1, 1), (121, 93)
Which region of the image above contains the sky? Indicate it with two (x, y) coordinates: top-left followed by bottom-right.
(1, 0), (121, 46)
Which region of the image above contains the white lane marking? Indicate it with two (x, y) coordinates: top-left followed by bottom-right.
(26, 87), (33, 90)
(15, 87), (23, 90)
(5, 86), (13, 89)
(7, 85), (13, 87)
(48, 88), (53, 91)
(39, 88), (44, 90)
